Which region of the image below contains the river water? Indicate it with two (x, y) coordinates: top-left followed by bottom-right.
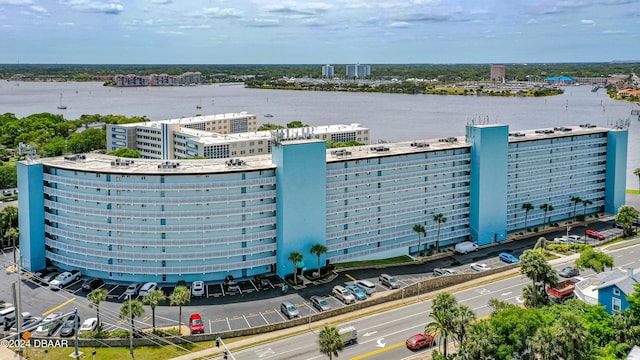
(1, 80), (638, 188)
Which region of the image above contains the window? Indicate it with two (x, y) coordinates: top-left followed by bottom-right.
(612, 297), (622, 312)
(613, 288), (621, 296)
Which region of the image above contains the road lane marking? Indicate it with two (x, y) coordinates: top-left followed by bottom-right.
(42, 297), (76, 316)
(350, 341), (404, 359)
(345, 274), (357, 282)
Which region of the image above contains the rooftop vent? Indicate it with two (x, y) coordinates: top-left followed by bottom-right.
(225, 158), (245, 166)
(158, 161), (180, 169)
(370, 146), (390, 152)
(410, 142), (429, 148)
(110, 158), (134, 167)
(64, 154), (86, 161)
(331, 149), (352, 156)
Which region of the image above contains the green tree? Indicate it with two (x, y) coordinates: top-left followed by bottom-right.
(451, 304), (476, 344)
(533, 326), (562, 360)
(286, 120), (308, 128)
(554, 312), (593, 360)
(0, 166), (17, 189)
(571, 196), (583, 220)
(433, 213), (447, 253)
(575, 247), (614, 273)
(615, 205), (639, 237)
(612, 310), (640, 345)
(520, 249), (558, 307)
(309, 244), (327, 277)
(107, 148), (141, 158)
(87, 288), (108, 332)
(169, 286), (191, 333)
(3, 228), (19, 264)
(120, 299), (145, 335)
(257, 123), (284, 131)
(540, 203), (554, 228)
(66, 128), (106, 153)
(521, 202), (534, 229)
(318, 326), (344, 360)
(582, 199), (593, 220)
(142, 289), (166, 333)
(288, 251), (303, 285)
(425, 292), (457, 357)
(634, 168), (640, 193)
(412, 224), (426, 255)
(459, 320), (498, 359)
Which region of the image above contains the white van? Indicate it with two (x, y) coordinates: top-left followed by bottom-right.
(454, 241), (479, 254)
(0, 307), (15, 325)
(339, 325), (358, 345)
(355, 280), (376, 295)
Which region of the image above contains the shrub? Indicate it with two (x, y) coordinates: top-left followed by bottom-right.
(108, 329), (130, 338)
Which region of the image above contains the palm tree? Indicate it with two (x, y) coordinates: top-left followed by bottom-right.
(540, 204), (554, 228)
(288, 251), (303, 285)
(433, 213), (447, 253)
(143, 289), (166, 333)
(533, 326), (562, 360)
(521, 202), (534, 229)
(412, 224), (426, 255)
(570, 196), (583, 220)
(88, 288), (108, 331)
(170, 286), (190, 333)
(520, 249), (558, 307)
(634, 168), (640, 193)
(554, 312), (593, 360)
(582, 199), (592, 220)
(309, 244), (327, 277)
(120, 299), (144, 336)
(426, 292), (457, 356)
(318, 326), (344, 360)
(451, 304), (475, 344)
(3, 227), (19, 264)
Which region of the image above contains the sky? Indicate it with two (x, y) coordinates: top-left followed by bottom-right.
(1, 0), (639, 64)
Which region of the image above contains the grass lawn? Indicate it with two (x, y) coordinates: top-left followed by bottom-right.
(627, 189), (639, 195)
(333, 255), (413, 269)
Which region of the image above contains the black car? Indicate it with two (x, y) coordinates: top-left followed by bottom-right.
(253, 274), (271, 290)
(59, 314), (80, 338)
(224, 275), (240, 293)
(82, 278), (104, 292)
(559, 267), (580, 278)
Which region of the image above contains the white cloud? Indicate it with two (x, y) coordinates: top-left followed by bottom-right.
(202, 7), (243, 18)
(30, 5), (46, 13)
(0, 0), (32, 4)
(580, 19), (595, 25)
(387, 21), (410, 28)
(60, 1), (124, 15)
(150, 0), (171, 4)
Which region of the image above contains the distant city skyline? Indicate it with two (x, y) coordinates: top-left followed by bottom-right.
(1, 0), (639, 64)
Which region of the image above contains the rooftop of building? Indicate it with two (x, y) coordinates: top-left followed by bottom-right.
(114, 112), (257, 128)
(30, 123), (611, 174)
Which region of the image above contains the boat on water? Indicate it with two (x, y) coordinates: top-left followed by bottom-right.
(57, 93), (67, 110)
(264, 114), (273, 118)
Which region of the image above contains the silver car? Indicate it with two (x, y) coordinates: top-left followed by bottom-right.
(310, 296), (331, 311)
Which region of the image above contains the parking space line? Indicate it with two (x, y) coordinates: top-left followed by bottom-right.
(276, 308), (287, 321)
(242, 315), (251, 328)
(42, 297), (76, 316)
(259, 312), (268, 324)
(345, 273), (357, 282)
(226, 317), (231, 331)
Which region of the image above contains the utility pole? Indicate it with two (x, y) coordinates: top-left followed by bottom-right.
(72, 308), (80, 358)
(129, 294), (134, 359)
(216, 337), (236, 360)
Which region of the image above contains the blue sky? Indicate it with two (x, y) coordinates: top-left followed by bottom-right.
(1, 0), (639, 64)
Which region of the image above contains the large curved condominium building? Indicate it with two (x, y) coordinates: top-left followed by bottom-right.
(18, 123), (627, 285)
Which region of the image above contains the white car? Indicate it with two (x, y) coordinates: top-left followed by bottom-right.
(191, 281), (205, 298)
(470, 263), (491, 272)
(455, 241), (479, 254)
(553, 236), (571, 243)
(79, 318), (99, 334)
(138, 282), (158, 297)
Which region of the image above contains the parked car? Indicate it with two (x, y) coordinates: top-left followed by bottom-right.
(332, 285), (356, 304)
(224, 275), (240, 294)
(406, 333), (435, 350)
(567, 235), (583, 243)
(499, 252), (520, 264)
(10, 315), (42, 333)
(553, 236), (571, 243)
(470, 263), (491, 272)
(345, 285), (367, 300)
(354, 280), (376, 295)
(59, 314), (80, 338)
(433, 268), (457, 276)
(34, 312), (64, 336)
(124, 282), (142, 297)
(191, 281), (205, 298)
(42, 271), (62, 285)
(49, 270), (81, 290)
(310, 296), (331, 312)
(280, 301), (300, 319)
(138, 282), (158, 297)
(81, 278), (104, 292)
(79, 318), (99, 334)
(34, 267), (58, 284)
(454, 241), (479, 254)
(379, 274), (400, 289)
(253, 274), (272, 290)
(586, 229), (605, 240)
(189, 313), (204, 334)
(559, 267), (580, 278)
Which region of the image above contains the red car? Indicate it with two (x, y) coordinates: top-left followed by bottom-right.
(189, 313), (204, 334)
(586, 229), (605, 240)
(406, 333), (435, 350)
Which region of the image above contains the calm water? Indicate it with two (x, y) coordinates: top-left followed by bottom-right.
(1, 80), (638, 188)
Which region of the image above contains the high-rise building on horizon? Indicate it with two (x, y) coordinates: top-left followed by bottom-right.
(321, 64), (334, 78)
(346, 63), (371, 78)
(491, 65), (507, 82)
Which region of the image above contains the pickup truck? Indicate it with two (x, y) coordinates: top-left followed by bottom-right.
(546, 279), (576, 303)
(49, 270), (81, 290)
